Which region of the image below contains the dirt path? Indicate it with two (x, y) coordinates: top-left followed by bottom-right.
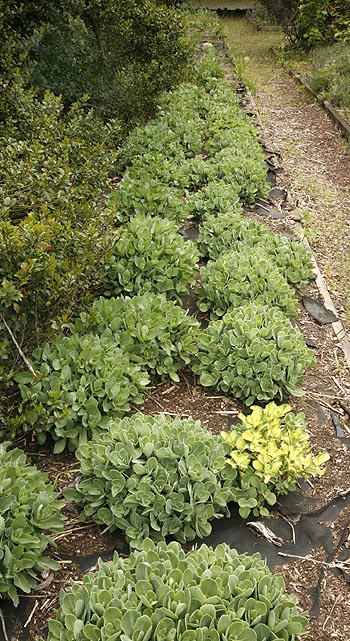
(223, 18), (350, 328)
(222, 17), (350, 641)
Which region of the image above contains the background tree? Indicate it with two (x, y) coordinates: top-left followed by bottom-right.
(0, 0), (192, 416)
(259, 0), (350, 48)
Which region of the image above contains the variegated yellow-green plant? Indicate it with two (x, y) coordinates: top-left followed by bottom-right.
(221, 402), (329, 518)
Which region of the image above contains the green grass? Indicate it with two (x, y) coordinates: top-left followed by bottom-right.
(221, 17), (284, 91)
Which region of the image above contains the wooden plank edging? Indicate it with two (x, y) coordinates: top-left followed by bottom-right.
(301, 236), (350, 367)
(289, 71), (350, 140)
(238, 76), (350, 366)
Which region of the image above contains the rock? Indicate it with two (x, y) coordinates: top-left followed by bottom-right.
(302, 296), (338, 325)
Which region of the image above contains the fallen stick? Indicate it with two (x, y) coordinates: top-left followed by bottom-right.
(1, 316), (36, 377)
(0, 607), (9, 641)
(278, 552), (350, 572)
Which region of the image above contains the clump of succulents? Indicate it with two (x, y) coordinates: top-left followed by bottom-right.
(69, 293), (200, 381)
(102, 215), (199, 300)
(199, 213), (314, 285)
(192, 302), (315, 405)
(186, 181), (243, 220)
(197, 248), (299, 319)
(198, 211), (269, 259)
(15, 334), (150, 452)
(41, 539), (309, 641)
(0, 442), (65, 606)
(64, 413), (237, 548)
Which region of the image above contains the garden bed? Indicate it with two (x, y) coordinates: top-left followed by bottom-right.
(2, 34), (350, 641)
(4, 165), (350, 641)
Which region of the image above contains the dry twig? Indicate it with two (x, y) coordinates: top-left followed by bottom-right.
(24, 600), (39, 628)
(322, 595), (340, 631)
(1, 316), (36, 377)
(279, 514), (296, 544)
(278, 552), (350, 572)
(0, 607), (9, 641)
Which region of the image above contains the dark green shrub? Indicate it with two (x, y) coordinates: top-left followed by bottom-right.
(69, 293), (200, 381)
(249, 2), (279, 27)
(15, 335), (150, 452)
(296, 0), (350, 48)
(0, 441), (65, 606)
(308, 43), (350, 110)
(102, 215), (199, 300)
(192, 302), (315, 405)
(28, 16), (104, 111)
(40, 539), (309, 641)
(197, 249), (299, 319)
(260, 0), (350, 47)
(0, 81), (119, 352)
(24, 1), (193, 122)
(64, 413), (237, 547)
(0, 83), (120, 206)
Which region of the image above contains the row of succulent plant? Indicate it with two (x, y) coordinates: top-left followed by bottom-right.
(11, 47), (317, 448)
(63, 408), (328, 548)
(0, 400), (329, 606)
(197, 249), (300, 320)
(1, 48), (324, 635)
(10, 45), (318, 453)
(94, 49), (315, 408)
(109, 48), (270, 228)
